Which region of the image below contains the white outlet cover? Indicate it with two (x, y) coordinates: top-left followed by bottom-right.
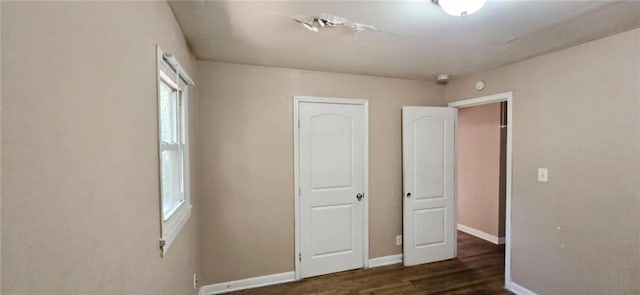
(396, 235), (403, 246)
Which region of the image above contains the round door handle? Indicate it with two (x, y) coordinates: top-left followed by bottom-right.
(406, 192), (412, 198)
(356, 193), (364, 201)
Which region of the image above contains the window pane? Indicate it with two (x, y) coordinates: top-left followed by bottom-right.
(159, 81), (177, 143)
(161, 149), (183, 218)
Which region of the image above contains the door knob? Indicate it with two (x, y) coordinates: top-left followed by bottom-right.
(356, 193), (364, 201)
(406, 192), (412, 198)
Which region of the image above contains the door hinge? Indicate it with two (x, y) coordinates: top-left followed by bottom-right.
(299, 252), (302, 262)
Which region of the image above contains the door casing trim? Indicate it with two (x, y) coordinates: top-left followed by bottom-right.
(293, 96), (370, 280)
(448, 91), (514, 291)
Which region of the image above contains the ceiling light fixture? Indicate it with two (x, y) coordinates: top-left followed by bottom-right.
(432, 0), (487, 17)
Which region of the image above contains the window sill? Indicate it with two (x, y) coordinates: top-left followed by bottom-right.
(160, 202), (192, 257)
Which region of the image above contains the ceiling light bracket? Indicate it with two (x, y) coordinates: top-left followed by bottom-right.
(290, 13), (379, 34)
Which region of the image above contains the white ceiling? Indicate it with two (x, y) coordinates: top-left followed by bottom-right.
(169, 1), (640, 80)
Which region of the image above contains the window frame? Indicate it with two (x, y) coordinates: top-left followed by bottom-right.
(156, 46), (194, 257)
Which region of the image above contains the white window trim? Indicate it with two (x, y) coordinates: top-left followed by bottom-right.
(156, 45), (195, 257)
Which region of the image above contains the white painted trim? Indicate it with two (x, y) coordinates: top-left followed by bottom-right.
(507, 282), (538, 295)
(293, 96), (370, 280)
(156, 45), (192, 257)
(448, 91), (514, 289)
(363, 98), (370, 270)
(369, 254), (403, 267)
(161, 52), (195, 86)
(448, 92), (511, 108)
(293, 97), (300, 280)
(198, 272), (295, 295)
(453, 108), (459, 258)
(457, 224), (504, 245)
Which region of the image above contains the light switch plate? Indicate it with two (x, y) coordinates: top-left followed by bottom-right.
(396, 235), (402, 246)
(538, 168), (548, 182)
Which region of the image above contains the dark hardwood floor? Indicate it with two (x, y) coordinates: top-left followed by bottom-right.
(232, 231), (511, 294)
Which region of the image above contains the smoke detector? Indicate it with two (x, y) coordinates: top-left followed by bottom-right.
(436, 74), (450, 85)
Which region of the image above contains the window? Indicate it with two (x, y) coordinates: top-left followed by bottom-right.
(157, 46), (195, 256)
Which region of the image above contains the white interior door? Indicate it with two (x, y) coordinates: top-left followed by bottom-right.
(298, 100), (367, 278)
(402, 106), (456, 266)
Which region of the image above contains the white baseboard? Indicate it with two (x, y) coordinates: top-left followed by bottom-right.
(507, 281), (537, 295)
(369, 254), (403, 267)
(457, 224), (505, 245)
(198, 271), (295, 295)
(198, 254), (404, 294)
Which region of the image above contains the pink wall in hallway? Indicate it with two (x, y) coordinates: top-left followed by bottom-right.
(457, 103), (506, 238)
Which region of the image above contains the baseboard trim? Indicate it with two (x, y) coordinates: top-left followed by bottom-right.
(457, 224), (505, 245)
(506, 281), (537, 295)
(198, 271), (295, 295)
(369, 254), (403, 267)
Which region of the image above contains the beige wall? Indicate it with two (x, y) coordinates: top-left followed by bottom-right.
(445, 28), (640, 294)
(457, 103), (504, 238)
(196, 61), (444, 284)
(1, 2), (199, 294)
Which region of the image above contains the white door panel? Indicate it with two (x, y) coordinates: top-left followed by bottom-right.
(299, 101), (366, 278)
(403, 107), (456, 266)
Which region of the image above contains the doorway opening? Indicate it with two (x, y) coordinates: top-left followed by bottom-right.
(448, 92), (513, 289)
(456, 101), (507, 243)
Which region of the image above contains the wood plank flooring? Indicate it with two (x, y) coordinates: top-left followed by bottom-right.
(231, 231), (511, 294)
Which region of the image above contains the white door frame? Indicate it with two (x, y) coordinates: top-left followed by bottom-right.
(293, 96), (370, 281)
(447, 91), (513, 290)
